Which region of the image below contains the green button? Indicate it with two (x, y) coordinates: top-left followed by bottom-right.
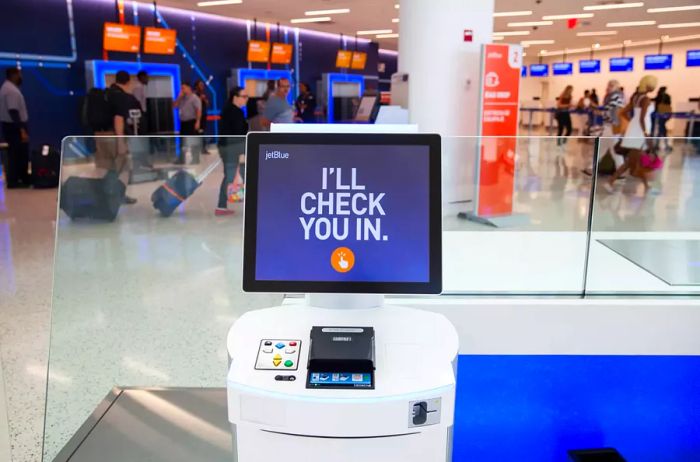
(284, 360), (294, 368)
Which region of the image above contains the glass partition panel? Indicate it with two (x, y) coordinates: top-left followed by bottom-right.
(43, 135), (281, 460)
(586, 136), (700, 296)
(442, 136), (596, 295)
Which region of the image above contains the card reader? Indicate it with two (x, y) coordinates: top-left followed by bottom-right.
(307, 327), (375, 389)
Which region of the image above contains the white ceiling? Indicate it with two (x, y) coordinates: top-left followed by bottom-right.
(157, 0), (700, 53)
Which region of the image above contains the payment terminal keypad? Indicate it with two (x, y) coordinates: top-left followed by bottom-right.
(254, 339), (301, 371)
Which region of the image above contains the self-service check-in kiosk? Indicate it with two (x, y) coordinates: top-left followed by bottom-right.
(226, 133), (458, 462)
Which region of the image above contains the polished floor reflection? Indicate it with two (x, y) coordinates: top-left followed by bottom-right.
(0, 137), (698, 461)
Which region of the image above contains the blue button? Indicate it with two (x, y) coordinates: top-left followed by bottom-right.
(275, 342), (285, 349)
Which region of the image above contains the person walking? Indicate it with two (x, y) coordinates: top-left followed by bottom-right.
(0, 68), (31, 188)
(92, 70), (141, 204)
(215, 86), (248, 216)
(651, 86), (672, 151)
(605, 75), (658, 194)
(174, 82), (202, 164)
(555, 85), (574, 147)
(584, 80), (625, 176)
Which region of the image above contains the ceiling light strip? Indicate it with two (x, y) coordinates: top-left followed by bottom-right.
(576, 31), (618, 36)
(583, 2), (644, 11)
(357, 29), (392, 35)
(606, 20), (656, 27)
(494, 10), (533, 17)
(508, 21), (553, 27)
(543, 13), (594, 20)
(197, 0), (242, 6)
(494, 30), (531, 36)
(534, 34), (700, 57)
(658, 22), (700, 29)
(648, 5), (700, 13)
(290, 16), (332, 24)
(304, 9), (350, 16)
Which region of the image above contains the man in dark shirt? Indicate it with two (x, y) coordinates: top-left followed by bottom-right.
(94, 70), (141, 203)
(295, 82), (317, 123)
(0, 68), (31, 188)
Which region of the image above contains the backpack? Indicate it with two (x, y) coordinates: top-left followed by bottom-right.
(85, 88), (113, 132)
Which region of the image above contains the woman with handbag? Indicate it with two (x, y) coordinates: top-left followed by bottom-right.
(216, 87), (249, 216)
(604, 75), (659, 194)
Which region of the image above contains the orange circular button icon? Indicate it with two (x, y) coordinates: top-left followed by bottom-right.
(331, 247), (355, 273)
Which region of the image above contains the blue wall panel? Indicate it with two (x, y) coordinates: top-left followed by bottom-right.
(453, 355), (700, 461)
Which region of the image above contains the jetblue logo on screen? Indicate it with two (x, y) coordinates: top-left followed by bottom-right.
(332, 336), (352, 342)
(265, 150), (290, 160)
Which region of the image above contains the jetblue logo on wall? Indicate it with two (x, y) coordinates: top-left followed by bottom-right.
(265, 150), (290, 160)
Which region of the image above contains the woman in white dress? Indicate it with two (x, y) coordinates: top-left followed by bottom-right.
(604, 75), (658, 193)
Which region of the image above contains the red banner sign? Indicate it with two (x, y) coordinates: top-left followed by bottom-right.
(475, 43), (522, 217)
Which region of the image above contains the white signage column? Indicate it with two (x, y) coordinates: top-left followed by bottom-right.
(398, 0), (495, 135)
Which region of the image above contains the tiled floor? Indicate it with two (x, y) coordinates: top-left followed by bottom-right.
(0, 137), (698, 461)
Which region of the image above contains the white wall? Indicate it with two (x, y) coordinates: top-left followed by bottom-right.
(521, 41), (700, 116)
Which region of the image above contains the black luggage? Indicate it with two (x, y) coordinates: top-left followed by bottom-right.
(151, 160), (221, 217)
(31, 144), (60, 188)
(60, 172), (126, 221)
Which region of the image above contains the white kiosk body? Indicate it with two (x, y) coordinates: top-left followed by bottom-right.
(227, 133), (457, 462)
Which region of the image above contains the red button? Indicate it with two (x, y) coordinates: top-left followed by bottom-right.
(289, 341), (297, 346)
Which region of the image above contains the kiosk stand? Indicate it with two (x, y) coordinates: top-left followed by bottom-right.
(226, 133), (458, 462)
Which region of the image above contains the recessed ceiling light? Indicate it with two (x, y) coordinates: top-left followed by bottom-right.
(395, 4), (399, 8)
(290, 16), (332, 24)
(624, 39), (632, 45)
(508, 21), (553, 27)
(304, 9), (350, 16)
(494, 10), (533, 17)
(522, 39), (555, 45)
(661, 35), (670, 40)
(607, 20), (656, 27)
(376, 33), (399, 38)
(593, 43), (601, 49)
(494, 30), (531, 36)
(648, 5), (700, 13)
(584, 2), (643, 11)
(357, 29), (393, 35)
(577, 31), (618, 36)
(543, 13), (594, 20)
(522, 52), (527, 56)
(493, 36), (504, 41)
(197, 0), (241, 6)
(658, 22), (700, 29)
(392, 18), (399, 23)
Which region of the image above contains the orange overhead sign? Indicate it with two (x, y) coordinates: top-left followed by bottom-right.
(103, 22), (141, 53)
(351, 51), (368, 70)
(270, 43), (293, 64)
(248, 40), (271, 63)
(144, 27), (177, 55)
(336, 50), (353, 68)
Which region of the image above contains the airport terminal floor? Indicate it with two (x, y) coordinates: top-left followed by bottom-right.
(2, 134), (700, 461)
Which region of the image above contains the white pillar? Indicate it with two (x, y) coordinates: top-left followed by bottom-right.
(399, 0), (495, 135)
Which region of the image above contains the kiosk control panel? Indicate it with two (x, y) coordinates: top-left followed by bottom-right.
(254, 339), (302, 371)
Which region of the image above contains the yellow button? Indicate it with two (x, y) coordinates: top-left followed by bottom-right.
(273, 354), (282, 360)
(273, 359), (281, 367)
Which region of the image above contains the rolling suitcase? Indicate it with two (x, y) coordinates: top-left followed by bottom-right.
(151, 159), (221, 217)
(60, 171), (126, 221)
(31, 144), (61, 188)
